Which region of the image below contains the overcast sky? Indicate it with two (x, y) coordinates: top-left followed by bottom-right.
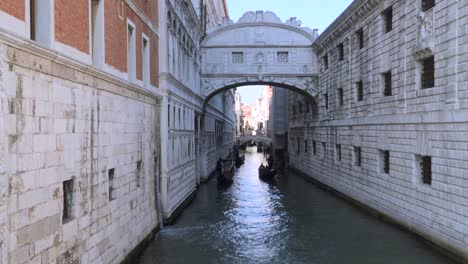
(226, 0), (353, 105)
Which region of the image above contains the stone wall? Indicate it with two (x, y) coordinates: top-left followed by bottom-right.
(289, 0), (468, 260)
(0, 32), (161, 264)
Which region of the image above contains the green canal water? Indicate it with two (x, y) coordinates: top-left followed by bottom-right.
(137, 147), (453, 264)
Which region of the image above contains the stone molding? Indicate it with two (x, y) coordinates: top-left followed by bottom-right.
(0, 30), (161, 105)
(313, 0), (383, 54)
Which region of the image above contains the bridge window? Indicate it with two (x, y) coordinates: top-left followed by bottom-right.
(232, 52), (244, 64)
(277, 52), (289, 63)
(422, 0), (435, 12)
(337, 43), (344, 61)
(353, 146), (361, 167)
(383, 71), (392, 96)
(356, 28), (364, 49)
(335, 144), (342, 161)
(420, 55), (435, 89)
(382, 6), (393, 33)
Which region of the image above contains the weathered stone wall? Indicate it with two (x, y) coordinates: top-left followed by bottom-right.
(289, 0), (468, 260)
(0, 32), (161, 264)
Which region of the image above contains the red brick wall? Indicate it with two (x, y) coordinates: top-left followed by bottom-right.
(55, 0), (90, 54)
(0, 0), (25, 20)
(133, 0), (158, 26)
(105, 0), (159, 87)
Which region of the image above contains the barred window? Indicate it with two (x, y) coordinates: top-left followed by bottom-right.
(62, 179), (74, 222)
(322, 142), (327, 159)
(305, 140), (308, 153)
(421, 56), (435, 89)
(380, 150), (390, 174)
(323, 54), (329, 70)
(383, 71), (392, 96)
(337, 43), (344, 61)
(382, 6), (393, 33)
(336, 144), (342, 161)
(422, 0), (435, 12)
(277, 52), (289, 63)
(356, 28), (364, 49)
(136, 160), (142, 188)
(338, 88), (344, 106)
(354, 146), (361, 167)
(232, 52), (244, 64)
(313, 141), (317, 156)
(109, 168), (116, 201)
(356, 81), (364, 102)
(419, 156), (432, 185)
(324, 93), (329, 109)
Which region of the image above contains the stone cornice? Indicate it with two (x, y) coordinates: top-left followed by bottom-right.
(0, 30), (161, 105)
(312, 0), (383, 54)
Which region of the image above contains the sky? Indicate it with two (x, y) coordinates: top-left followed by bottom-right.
(226, 0), (353, 105)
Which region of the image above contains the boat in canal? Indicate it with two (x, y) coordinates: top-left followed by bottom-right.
(219, 159), (235, 183)
(258, 163), (276, 181)
(235, 154), (245, 167)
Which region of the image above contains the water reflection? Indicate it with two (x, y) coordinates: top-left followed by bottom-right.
(138, 147), (452, 264)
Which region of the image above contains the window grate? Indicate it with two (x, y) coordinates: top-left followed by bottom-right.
(277, 52), (289, 63)
(422, 0), (435, 12)
(323, 54), (329, 70)
(382, 150), (390, 174)
(232, 52), (243, 64)
(336, 144), (342, 161)
(383, 71), (392, 96)
(313, 141), (317, 156)
(421, 56), (435, 89)
(421, 156), (432, 185)
(338, 88), (344, 106)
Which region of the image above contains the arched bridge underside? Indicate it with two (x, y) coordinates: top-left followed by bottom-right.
(201, 11), (320, 108)
(238, 135), (272, 147)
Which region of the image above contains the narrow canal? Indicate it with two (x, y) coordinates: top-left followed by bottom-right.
(138, 147), (453, 264)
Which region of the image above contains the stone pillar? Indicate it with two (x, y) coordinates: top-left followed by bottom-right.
(160, 93), (170, 217)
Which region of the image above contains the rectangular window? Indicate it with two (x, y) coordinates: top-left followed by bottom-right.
(136, 160), (142, 188)
(383, 71), (392, 96)
(382, 6), (393, 33)
(380, 150), (390, 174)
(338, 88), (344, 106)
(142, 37), (150, 87)
(91, 0), (104, 67)
(337, 43), (344, 61)
(356, 28), (364, 49)
(297, 138), (300, 154)
(422, 0), (435, 12)
(313, 141), (317, 156)
(323, 54), (329, 70)
(354, 146), (361, 167)
(299, 102), (302, 114)
(336, 144), (342, 161)
(421, 56), (435, 89)
(30, 0), (52, 45)
(416, 155), (432, 185)
(356, 81), (364, 102)
(127, 23), (136, 82)
(324, 93), (329, 109)
(62, 179), (74, 222)
(322, 142), (327, 158)
(109, 168), (116, 201)
(305, 140), (308, 153)
(232, 52), (243, 64)
(293, 105), (296, 115)
(306, 102), (310, 113)
(277, 52), (289, 63)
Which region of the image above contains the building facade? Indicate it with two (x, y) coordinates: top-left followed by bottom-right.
(0, 1), (161, 263)
(158, 0), (234, 222)
(288, 0), (468, 260)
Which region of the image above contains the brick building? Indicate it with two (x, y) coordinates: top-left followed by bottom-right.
(0, 1), (161, 263)
(288, 0), (468, 261)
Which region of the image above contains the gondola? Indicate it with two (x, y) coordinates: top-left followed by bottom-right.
(218, 159), (235, 183)
(258, 164), (276, 181)
(235, 154), (245, 167)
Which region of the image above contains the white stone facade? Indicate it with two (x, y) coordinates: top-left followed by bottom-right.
(289, 0), (468, 260)
(0, 32), (160, 263)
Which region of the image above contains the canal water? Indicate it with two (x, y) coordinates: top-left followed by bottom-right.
(138, 147), (453, 264)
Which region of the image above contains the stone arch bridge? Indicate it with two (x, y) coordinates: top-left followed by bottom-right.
(237, 135), (272, 147)
(201, 11), (320, 112)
